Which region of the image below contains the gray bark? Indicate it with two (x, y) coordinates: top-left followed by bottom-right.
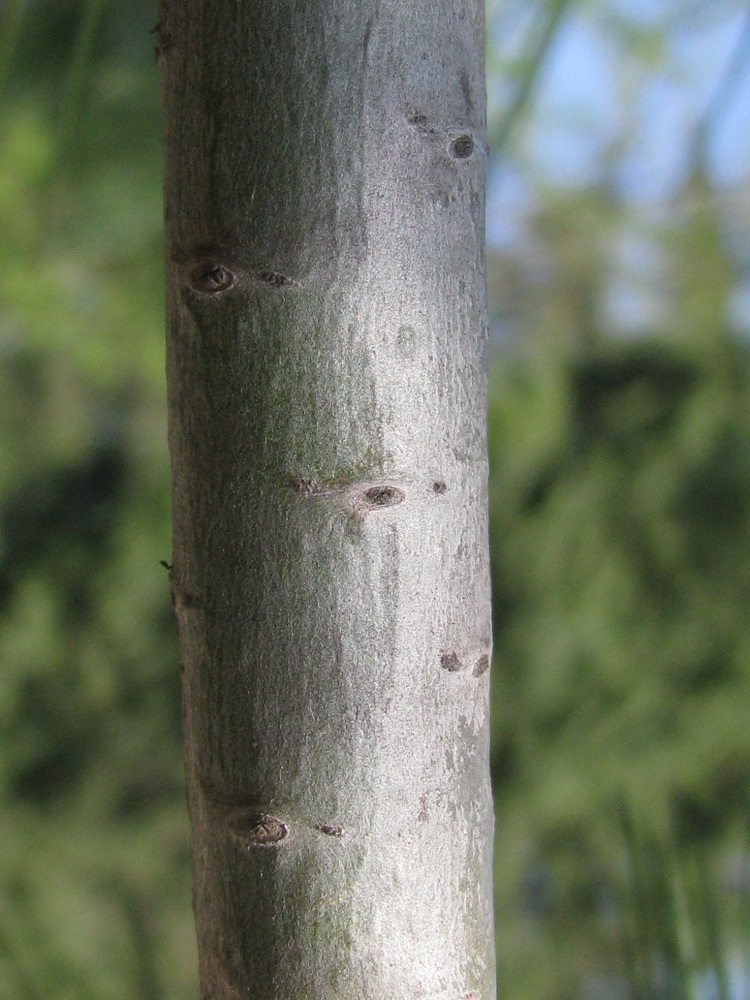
(159, 2), (494, 998)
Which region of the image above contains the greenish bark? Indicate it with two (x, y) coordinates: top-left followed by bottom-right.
(160, 1), (494, 998)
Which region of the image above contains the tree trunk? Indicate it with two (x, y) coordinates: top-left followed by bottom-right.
(159, 2), (494, 998)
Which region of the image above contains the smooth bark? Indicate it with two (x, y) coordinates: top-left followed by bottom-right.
(160, 1), (494, 998)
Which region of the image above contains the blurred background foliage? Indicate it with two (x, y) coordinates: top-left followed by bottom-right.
(2, 1), (750, 997)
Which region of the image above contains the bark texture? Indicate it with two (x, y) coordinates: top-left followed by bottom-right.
(160, 1), (494, 998)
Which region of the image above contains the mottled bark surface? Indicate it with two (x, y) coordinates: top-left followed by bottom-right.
(160, 1), (494, 997)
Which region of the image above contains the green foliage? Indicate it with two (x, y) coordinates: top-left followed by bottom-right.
(487, 331), (750, 996)
(0, 3), (196, 996)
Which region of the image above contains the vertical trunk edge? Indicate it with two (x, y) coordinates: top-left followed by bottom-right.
(160, 1), (495, 998)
